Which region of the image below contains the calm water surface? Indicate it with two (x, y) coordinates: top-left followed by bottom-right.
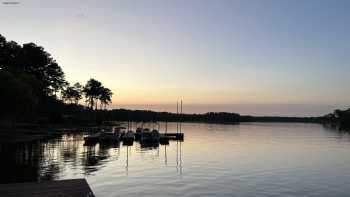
(2, 123), (350, 197)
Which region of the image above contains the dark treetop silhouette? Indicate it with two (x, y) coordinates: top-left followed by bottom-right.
(0, 34), (112, 125)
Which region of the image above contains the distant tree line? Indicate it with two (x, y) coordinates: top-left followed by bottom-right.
(0, 34), (112, 125)
(99, 109), (343, 125)
(86, 109), (323, 125)
(104, 110), (241, 123)
(239, 115), (321, 123)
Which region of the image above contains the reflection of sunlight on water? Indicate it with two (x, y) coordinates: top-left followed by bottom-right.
(2, 122), (350, 196)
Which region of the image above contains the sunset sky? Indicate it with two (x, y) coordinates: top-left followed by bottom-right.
(1, 0), (349, 115)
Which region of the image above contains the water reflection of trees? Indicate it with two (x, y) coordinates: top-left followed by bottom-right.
(324, 123), (350, 133)
(0, 133), (87, 183)
(81, 142), (120, 175)
(0, 133), (184, 183)
(140, 142), (159, 150)
(0, 143), (41, 183)
(0, 138), (66, 183)
(322, 124), (350, 144)
(40, 134), (85, 181)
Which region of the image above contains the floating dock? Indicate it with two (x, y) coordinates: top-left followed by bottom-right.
(163, 133), (184, 141)
(0, 179), (95, 197)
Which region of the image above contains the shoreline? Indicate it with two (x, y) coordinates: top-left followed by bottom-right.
(0, 120), (325, 144)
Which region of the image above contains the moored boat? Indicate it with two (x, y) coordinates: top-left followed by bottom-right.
(135, 127), (143, 140)
(140, 129), (160, 144)
(123, 131), (135, 146)
(159, 134), (169, 145)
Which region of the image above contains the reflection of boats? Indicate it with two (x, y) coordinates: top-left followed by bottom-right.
(140, 141), (159, 149)
(84, 133), (100, 145)
(82, 144), (112, 175)
(86, 155), (108, 166)
(99, 141), (120, 149)
(99, 132), (120, 144)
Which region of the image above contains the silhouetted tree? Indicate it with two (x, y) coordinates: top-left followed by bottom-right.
(83, 79), (103, 110)
(20, 43), (67, 96)
(99, 87), (113, 110)
(0, 35), (22, 72)
(0, 34), (69, 123)
(72, 82), (83, 104)
(0, 34), (67, 97)
(0, 71), (38, 124)
(62, 82), (83, 104)
(0, 34), (118, 124)
(328, 108), (350, 129)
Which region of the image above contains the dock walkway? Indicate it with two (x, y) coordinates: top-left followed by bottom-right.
(163, 133), (184, 140)
(0, 179), (94, 197)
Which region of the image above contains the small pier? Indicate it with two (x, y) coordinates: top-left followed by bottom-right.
(162, 133), (184, 141)
(84, 100), (185, 146)
(0, 179), (95, 197)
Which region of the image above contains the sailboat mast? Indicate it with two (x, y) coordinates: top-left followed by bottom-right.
(180, 99), (182, 133)
(176, 101), (179, 133)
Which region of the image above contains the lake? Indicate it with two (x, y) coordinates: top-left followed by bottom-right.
(1, 122), (350, 197)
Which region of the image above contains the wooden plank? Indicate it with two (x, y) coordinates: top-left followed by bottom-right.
(0, 179), (95, 197)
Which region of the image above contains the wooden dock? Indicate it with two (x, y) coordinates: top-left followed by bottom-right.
(0, 179), (95, 197)
(163, 133), (184, 141)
